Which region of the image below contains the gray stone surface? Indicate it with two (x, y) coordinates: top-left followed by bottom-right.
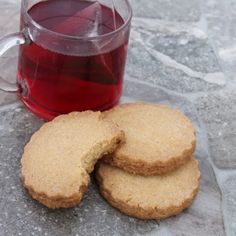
(0, 0), (235, 235)
(194, 86), (236, 169)
(127, 18), (226, 93)
(0, 0), (20, 35)
(130, 0), (200, 22)
(202, 0), (236, 82)
(221, 174), (236, 236)
(0, 0), (20, 105)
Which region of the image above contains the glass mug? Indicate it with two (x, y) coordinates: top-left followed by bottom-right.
(0, 0), (132, 120)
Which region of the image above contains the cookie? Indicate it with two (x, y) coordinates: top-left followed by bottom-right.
(103, 103), (196, 175)
(96, 158), (200, 220)
(21, 111), (124, 209)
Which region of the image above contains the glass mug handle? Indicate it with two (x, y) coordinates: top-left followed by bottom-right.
(0, 31), (28, 92)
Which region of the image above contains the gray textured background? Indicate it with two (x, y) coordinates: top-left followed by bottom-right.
(0, 0), (235, 235)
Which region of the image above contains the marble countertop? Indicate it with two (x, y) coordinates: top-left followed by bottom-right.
(0, 0), (235, 235)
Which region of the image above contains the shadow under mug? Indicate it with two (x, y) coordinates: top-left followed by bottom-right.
(0, 0), (132, 120)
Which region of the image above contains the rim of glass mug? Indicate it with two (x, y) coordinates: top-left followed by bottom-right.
(22, 0), (133, 41)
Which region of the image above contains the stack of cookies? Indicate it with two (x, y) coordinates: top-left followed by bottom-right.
(96, 103), (200, 220)
(21, 102), (200, 220)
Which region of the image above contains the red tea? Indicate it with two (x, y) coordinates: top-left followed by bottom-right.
(18, 0), (128, 120)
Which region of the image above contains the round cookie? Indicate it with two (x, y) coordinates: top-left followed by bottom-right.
(103, 103), (196, 175)
(21, 111), (124, 209)
(96, 158), (200, 220)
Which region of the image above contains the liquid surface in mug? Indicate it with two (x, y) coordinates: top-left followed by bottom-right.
(18, 0), (127, 120)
